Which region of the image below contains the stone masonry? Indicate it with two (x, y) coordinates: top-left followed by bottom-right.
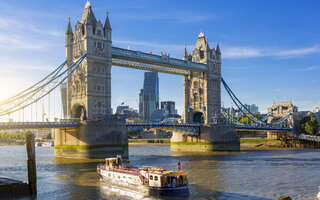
(183, 32), (221, 124)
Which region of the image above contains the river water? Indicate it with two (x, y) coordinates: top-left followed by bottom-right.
(0, 145), (319, 200)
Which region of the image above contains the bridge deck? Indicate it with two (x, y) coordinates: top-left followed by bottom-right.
(0, 122), (79, 130)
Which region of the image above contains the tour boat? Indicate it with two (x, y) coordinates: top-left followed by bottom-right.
(97, 155), (189, 197)
(317, 186), (320, 200)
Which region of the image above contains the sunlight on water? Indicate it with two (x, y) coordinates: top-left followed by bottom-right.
(0, 145), (319, 199)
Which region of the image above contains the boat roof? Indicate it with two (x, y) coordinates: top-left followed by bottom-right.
(105, 157), (117, 160)
(140, 167), (188, 176)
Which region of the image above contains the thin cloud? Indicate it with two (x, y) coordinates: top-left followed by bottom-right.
(223, 45), (320, 59)
(289, 65), (320, 72)
(113, 39), (187, 57)
(0, 34), (51, 50)
(0, 17), (64, 37)
(115, 12), (215, 23)
(114, 38), (320, 60)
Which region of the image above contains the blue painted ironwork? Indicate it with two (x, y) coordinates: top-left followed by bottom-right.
(126, 123), (200, 135)
(221, 78), (267, 125)
(0, 54), (87, 116)
(0, 121), (79, 130)
(221, 107), (244, 125)
(235, 125), (291, 131)
(111, 47), (208, 74)
(112, 58), (190, 75)
(221, 78), (292, 127)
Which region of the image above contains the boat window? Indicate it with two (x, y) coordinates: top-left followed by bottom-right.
(150, 175), (153, 180)
(108, 173), (110, 177)
(123, 176), (126, 179)
(154, 176), (158, 181)
(118, 176), (120, 179)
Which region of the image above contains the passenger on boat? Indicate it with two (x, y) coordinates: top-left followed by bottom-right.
(177, 161), (182, 172)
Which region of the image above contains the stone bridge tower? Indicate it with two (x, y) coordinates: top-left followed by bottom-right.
(267, 101), (298, 129)
(183, 32), (221, 124)
(65, 1), (112, 120)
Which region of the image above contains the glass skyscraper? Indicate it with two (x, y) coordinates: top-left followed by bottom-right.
(139, 71), (159, 121)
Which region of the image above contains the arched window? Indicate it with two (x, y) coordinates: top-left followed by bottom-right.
(194, 81), (198, 88)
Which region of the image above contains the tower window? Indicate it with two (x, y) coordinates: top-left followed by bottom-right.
(97, 30), (102, 36)
(98, 42), (102, 49)
(200, 50), (204, 59)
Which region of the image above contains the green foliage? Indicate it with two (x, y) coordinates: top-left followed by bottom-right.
(0, 131), (29, 141)
(299, 114), (319, 135)
(46, 134), (52, 140)
(237, 112), (263, 125)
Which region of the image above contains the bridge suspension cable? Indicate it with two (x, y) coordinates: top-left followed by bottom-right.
(0, 54), (87, 117)
(221, 77), (291, 127)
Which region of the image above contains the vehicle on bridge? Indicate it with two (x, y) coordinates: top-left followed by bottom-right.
(97, 155), (189, 197)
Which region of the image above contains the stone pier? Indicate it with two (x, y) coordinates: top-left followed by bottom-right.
(54, 121), (128, 159)
(171, 124), (240, 151)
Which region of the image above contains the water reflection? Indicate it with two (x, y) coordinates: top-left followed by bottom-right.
(0, 146), (319, 199)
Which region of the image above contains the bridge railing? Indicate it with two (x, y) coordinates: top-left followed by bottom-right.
(0, 121), (80, 128)
(299, 133), (320, 142)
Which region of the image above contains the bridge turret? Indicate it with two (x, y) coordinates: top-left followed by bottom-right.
(184, 31), (222, 124)
(104, 11), (112, 41)
(65, 17), (74, 68)
(182, 43), (188, 61)
(216, 40), (221, 61)
(67, 1), (112, 120)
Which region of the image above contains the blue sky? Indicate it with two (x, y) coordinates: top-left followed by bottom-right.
(0, 0), (320, 121)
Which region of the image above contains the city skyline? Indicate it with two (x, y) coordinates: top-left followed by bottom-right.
(0, 0), (320, 121)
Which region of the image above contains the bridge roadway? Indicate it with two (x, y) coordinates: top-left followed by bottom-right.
(0, 121), (292, 133)
(0, 121), (79, 130)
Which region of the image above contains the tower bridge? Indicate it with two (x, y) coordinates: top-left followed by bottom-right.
(0, 1), (297, 158)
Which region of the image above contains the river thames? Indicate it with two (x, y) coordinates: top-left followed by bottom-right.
(0, 145), (319, 199)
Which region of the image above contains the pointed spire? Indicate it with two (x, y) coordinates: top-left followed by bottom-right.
(183, 43), (188, 60)
(198, 29), (205, 39)
(85, 0), (91, 9)
(66, 16), (73, 35)
(104, 10), (112, 30)
(81, 0), (97, 25)
(216, 40), (221, 55)
(206, 37), (210, 50)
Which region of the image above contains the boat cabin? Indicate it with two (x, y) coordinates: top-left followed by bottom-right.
(148, 171), (188, 188)
(105, 156), (122, 167)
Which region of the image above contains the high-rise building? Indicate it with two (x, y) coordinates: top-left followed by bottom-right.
(116, 105), (138, 119)
(139, 71), (159, 121)
(60, 82), (67, 118)
(250, 104), (259, 114)
(161, 101), (175, 115)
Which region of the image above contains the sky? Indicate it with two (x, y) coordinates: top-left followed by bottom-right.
(0, 0), (320, 121)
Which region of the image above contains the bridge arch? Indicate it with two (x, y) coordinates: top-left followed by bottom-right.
(71, 103), (87, 121)
(192, 110), (205, 124)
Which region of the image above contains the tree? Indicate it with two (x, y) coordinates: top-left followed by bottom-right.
(46, 134), (52, 140)
(299, 114), (319, 135)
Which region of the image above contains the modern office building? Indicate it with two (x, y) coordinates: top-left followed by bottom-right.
(60, 82), (67, 119)
(250, 104), (259, 114)
(116, 105), (138, 119)
(139, 71), (159, 121)
(161, 101), (175, 115)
